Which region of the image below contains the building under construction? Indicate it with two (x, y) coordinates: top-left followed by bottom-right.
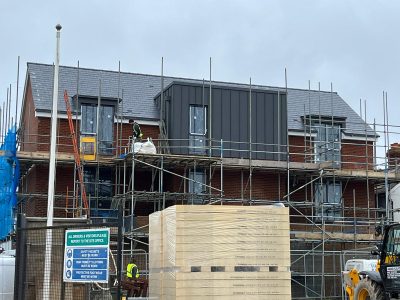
(9, 61), (400, 298)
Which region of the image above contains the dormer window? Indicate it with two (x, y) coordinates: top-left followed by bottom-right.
(81, 103), (114, 155)
(303, 115), (344, 167)
(313, 122), (341, 166)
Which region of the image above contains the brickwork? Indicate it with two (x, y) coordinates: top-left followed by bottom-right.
(32, 117), (160, 155)
(22, 165), (75, 217)
(21, 103), (373, 173)
(20, 152), (377, 223)
(20, 78), (38, 152)
(118, 122), (160, 153)
(289, 135), (374, 170)
(37, 118), (76, 153)
(343, 181), (375, 219)
(166, 169), (185, 193)
(341, 139), (374, 170)
(289, 136), (310, 163)
(388, 143), (400, 169)
(21, 165), (38, 217)
(210, 170), (286, 200)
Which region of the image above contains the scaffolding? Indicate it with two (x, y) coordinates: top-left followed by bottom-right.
(16, 116), (400, 299)
(113, 121), (397, 299)
(14, 62), (400, 298)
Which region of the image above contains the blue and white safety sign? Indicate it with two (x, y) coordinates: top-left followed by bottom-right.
(63, 228), (110, 283)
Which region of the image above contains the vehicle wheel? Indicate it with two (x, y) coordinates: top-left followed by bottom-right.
(354, 277), (385, 300)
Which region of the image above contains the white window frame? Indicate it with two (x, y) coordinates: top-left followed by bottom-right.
(312, 122), (341, 165)
(314, 180), (342, 220)
(189, 105), (207, 136)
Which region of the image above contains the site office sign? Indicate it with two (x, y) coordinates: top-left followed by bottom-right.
(63, 228), (110, 283)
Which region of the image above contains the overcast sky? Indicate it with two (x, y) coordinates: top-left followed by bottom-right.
(1, 0), (400, 151)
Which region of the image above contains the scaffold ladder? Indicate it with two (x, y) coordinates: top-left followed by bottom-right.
(64, 90), (89, 215)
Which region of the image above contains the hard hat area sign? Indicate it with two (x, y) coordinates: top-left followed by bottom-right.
(63, 228), (110, 283)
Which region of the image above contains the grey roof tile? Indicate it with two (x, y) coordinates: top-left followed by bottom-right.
(27, 62), (373, 136)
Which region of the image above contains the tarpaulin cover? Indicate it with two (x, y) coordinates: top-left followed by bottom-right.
(0, 126), (20, 240)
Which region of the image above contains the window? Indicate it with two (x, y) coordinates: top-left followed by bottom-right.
(189, 105), (207, 155)
(314, 180), (342, 220)
(188, 170), (206, 204)
(81, 104), (97, 134)
(98, 106), (114, 155)
(313, 122), (341, 166)
(81, 104), (114, 155)
(190, 106), (207, 135)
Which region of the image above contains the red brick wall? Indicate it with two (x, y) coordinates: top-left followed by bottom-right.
(21, 155), (377, 226)
(22, 165), (75, 217)
(289, 136), (311, 163)
(388, 143), (400, 168)
(130, 169), (288, 202)
(33, 118), (160, 155)
(22, 110), (374, 173)
(341, 139), (374, 170)
(117, 123), (160, 152)
(289, 135), (374, 170)
(37, 118), (76, 152)
(166, 169), (186, 193)
(210, 170), (286, 200)
(20, 77), (39, 152)
(343, 181), (375, 219)
(21, 165), (38, 216)
(133, 168), (289, 202)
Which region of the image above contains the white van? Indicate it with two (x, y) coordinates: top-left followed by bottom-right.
(0, 252), (15, 300)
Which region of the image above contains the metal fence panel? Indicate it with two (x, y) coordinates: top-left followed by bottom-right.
(14, 214), (122, 300)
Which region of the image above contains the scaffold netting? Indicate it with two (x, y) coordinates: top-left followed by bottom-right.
(0, 126), (20, 240)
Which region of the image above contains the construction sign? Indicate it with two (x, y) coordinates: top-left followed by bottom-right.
(63, 228), (110, 283)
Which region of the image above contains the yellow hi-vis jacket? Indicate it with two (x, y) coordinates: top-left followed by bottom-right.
(127, 263), (140, 279)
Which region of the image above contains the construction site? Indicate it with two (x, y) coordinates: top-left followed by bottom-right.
(2, 29), (400, 300)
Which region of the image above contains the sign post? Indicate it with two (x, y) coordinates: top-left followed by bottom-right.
(63, 228), (110, 283)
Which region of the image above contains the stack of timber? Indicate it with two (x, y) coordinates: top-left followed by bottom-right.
(149, 205), (291, 299)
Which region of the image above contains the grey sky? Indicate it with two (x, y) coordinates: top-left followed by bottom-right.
(1, 0), (400, 151)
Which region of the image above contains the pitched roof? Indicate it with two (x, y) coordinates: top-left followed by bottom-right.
(26, 62), (374, 136)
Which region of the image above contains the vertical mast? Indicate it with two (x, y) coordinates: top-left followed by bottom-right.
(43, 24), (62, 300)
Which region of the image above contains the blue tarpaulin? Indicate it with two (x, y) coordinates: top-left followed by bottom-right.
(0, 126), (20, 240)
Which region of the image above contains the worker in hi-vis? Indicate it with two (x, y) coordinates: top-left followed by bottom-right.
(130, 119), (143, 140)
(126, 258), (140, 280)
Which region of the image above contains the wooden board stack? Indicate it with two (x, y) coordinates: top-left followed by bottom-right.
(149, 205), (291, 299)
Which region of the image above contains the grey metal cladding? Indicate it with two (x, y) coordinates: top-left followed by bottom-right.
(164, 82), (287, 160)
(27, 62), (373, 136)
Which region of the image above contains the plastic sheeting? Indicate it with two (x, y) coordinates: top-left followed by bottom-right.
(0, 126), (20, 240)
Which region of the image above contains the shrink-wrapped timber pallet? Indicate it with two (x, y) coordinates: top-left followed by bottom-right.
(149, 205), (291, 300)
